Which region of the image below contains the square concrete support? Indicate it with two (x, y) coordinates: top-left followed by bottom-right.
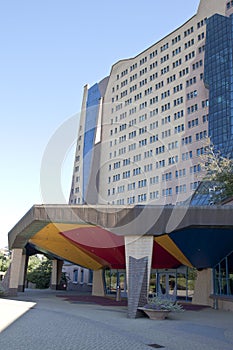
(192, 269), (212, 306)
(18, 254), (28, 292)
(92, 269), (105, 296)
(8, 248), (24, 296)
(125, 236), (153, 318)
(50, 260), (63, 290)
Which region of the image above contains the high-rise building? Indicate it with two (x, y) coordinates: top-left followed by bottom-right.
(69, 0), (232, 207)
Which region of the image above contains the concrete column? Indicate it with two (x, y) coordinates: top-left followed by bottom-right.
(92, 269), (105, 296)
(8, 248), (23, 296)
(125, 236), (154, 318)
(18, 254), (28, 292)
(50, 260), (63, 290)
(192, 269), (212, 306)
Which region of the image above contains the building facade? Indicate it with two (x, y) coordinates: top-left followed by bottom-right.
(70, 0), (233, 207)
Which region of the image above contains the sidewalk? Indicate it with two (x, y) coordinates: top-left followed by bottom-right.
(0, 289), (233, 350)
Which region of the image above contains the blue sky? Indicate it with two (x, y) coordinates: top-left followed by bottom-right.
(0, 0), (200, 247)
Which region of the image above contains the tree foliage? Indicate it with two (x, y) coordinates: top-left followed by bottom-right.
(0, 252), (11, 273)
(202, 143), (233, 203)
(27, 256), (52, 289)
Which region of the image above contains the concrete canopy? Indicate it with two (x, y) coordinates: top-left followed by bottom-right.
(8, 204), (233, 270)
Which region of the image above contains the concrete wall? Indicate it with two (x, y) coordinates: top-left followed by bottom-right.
(192, 269), (212, 306)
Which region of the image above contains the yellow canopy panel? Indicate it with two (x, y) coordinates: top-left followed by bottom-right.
(155, 235), (193, 268)
(29, 223), (103, 270)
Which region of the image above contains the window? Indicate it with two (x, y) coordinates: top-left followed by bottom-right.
(162, 188), (172, 197)
(150, 191), (159, 200)
(73, 270), (78, 283)
(185, 51), (195, 61)
(173, 84), (183, 93)
(174, 110), (184, 120)
(188, 118), (198, 128)
(161, 66), (169, 75)
(176, 184), (186, 194)
(138, 193), (147, 202)
(140, 56), (147, 65)
(80, 269), (84, 283)
(184, 38), (195, 49)
(172, 35), (181, 45)
(184, 26), (194, 37)
(182, 151), (193, 160)
(139, 138), (147, 147)
(162, 172), (172, 182)
(123, 171), (130, 179)
(172, 47), (181, 56)
(138, 179), (147, 188)
(187, 104), (198, 115)
(133, 167), (141, 176)
(128, 182), (136, 191)
(174, 124), (184, 134)
(182, 136), (192, 145)
(150, 50), (158, 59)
(130, 63), (137, 71)
(161, 43), (169, 52)
(174, 97), (183, 106)
(140, 79), (147, 87)
(186, 76), (196, 87)
(213, 252), (233, 296)
(187, 90), (198, 100)
(150, 134), (158, 143)
(192, 60), (203, 70)
(150, 176), (159, 185)
(139, 126), (147, 135)
(127, 196), (135, 204)
(88, 270), (93, 284)
(173, 58), (182, 68)
(167, 74), (176, 84)
(161, 54), (169, 63)
(190, 164), (201, 174)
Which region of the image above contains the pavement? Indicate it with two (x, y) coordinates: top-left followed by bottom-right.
(0, 289), (233, 350)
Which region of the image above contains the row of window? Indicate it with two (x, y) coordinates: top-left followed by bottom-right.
(114, 183), (202, 204)
(111, 181), (201, 204)
(110, 114), (208, 140)
(115, 16), (207, 84)
(112, 68), (204, 102)
(114, 81), (203, 105)
(109, 162), (202, 183)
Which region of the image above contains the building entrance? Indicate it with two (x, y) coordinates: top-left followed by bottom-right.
(150, 267), (196, 301)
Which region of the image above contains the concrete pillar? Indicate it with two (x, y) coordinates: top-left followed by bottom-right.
(50, 260), (63, 290)
(192, 269), (212, 306)
(92, 269), (105, 296)
(8, 248), (23, 296)
(125, 236), (154, 318)
(18, 254), (28, 292)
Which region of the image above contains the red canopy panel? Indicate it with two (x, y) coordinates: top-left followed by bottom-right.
(61, 226), (125, 269)
(152, 241), (181, 269)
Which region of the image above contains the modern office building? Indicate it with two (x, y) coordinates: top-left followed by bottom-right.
(4, 0), (233, 316)
(69, 0), (233, 208)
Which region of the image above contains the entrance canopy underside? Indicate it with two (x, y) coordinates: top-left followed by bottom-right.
(8, 204), (233, 270)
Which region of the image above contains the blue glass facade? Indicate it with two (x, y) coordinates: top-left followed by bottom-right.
(83, 83), (101, 202)
(204, 14), (233, 157)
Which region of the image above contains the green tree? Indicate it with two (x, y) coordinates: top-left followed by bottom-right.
(202, 144), (233, 203)
(27, 256), (52, 289)
(0, 252), (10, 272)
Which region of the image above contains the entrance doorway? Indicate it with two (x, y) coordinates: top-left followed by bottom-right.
(150, 267), (196, 301)
(105, 269), (127, 297)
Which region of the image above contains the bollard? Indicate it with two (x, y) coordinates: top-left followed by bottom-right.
(116, 285), (121, 301)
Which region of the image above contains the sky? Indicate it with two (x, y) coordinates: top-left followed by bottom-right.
(0, 0), (200, 248)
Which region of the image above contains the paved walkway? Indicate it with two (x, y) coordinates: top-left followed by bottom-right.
(0, 289), (233, 350)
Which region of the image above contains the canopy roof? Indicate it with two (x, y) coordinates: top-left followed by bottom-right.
(8, 204), (233, 270)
